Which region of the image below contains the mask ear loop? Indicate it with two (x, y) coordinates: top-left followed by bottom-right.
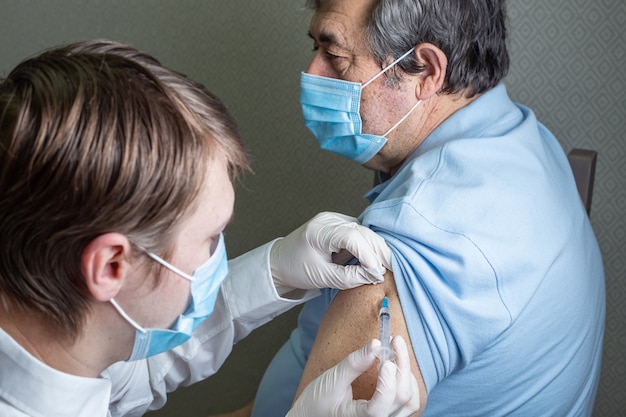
(109, 248), (191, 334)
(110, 298), (147, 333)
(363, 47), (416, 89)
(383, 99), (422, 137)
(360, 47), (421, 138)
(143, 252), (197, 282)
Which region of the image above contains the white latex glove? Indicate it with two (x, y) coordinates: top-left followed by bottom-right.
(287, 336), (420, 417)
(271, 212), (392, 291)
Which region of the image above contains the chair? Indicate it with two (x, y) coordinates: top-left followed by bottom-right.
(567, 148), (597, 215)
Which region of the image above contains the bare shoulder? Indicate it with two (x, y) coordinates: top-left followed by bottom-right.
(294, 271), (427, 413)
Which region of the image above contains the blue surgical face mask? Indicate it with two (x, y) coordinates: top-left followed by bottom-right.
(110, 234), (228, 361)
(300, 47), (421, 164)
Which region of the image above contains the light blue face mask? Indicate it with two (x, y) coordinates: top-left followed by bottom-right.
(300, 47), (421, 164)
(110, 234), (228, 361)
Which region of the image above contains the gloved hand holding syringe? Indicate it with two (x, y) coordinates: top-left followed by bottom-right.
(287, 295), (420, 417)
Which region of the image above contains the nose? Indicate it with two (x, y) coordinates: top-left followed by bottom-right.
(305, 52), (336, 78)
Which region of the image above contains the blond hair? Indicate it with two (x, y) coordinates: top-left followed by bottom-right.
(0, 40), (250, 336)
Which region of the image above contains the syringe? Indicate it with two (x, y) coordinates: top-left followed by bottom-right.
(378, 296), (394, 363)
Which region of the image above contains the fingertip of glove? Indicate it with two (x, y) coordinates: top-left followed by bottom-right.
(364, 268), (386, 283)
(376, 361), (398, 390)
(380, 360), (396, 374)
(369, 338), (382, 349)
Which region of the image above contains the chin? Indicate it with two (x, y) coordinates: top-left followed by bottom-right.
(362, 156), (388, 174)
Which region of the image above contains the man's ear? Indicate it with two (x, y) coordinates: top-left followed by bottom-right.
(81, 233), (131, 302)
(413, 43), (448, 100)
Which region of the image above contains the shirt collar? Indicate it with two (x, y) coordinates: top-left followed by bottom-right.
(0, 328), (112, 417)
(410, 83), (519, 159)
(363, 83), (519, 203)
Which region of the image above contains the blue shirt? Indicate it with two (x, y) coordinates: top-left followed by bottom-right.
(361, 83), (605, 415)
(251, 84), (605, 417)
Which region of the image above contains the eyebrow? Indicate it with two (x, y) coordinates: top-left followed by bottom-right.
(307, 30), (345, 49)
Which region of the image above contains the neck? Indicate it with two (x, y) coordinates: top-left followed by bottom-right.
(367, 91), (478, 175)
(0, 299), (126, 378)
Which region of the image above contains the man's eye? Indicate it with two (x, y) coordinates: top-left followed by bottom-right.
(311, 45), (341, 61)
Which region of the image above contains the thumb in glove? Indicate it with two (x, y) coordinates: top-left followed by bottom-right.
(287, 336), (420, 417)
(271, 212), (391, 292)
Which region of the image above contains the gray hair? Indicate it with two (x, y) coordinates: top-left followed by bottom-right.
(306, 0), (509, 97)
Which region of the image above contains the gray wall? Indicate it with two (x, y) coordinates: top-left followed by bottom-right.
(0, 1), (623, 416)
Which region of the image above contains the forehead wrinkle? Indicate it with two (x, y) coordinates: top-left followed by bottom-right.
(310, 11), (375, 60)
(309, 12), (353, 50)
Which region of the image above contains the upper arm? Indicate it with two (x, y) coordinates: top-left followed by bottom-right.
(294, 271), (427, 415)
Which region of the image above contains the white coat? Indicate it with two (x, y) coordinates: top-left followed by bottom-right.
(0, 241), (318, 417)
